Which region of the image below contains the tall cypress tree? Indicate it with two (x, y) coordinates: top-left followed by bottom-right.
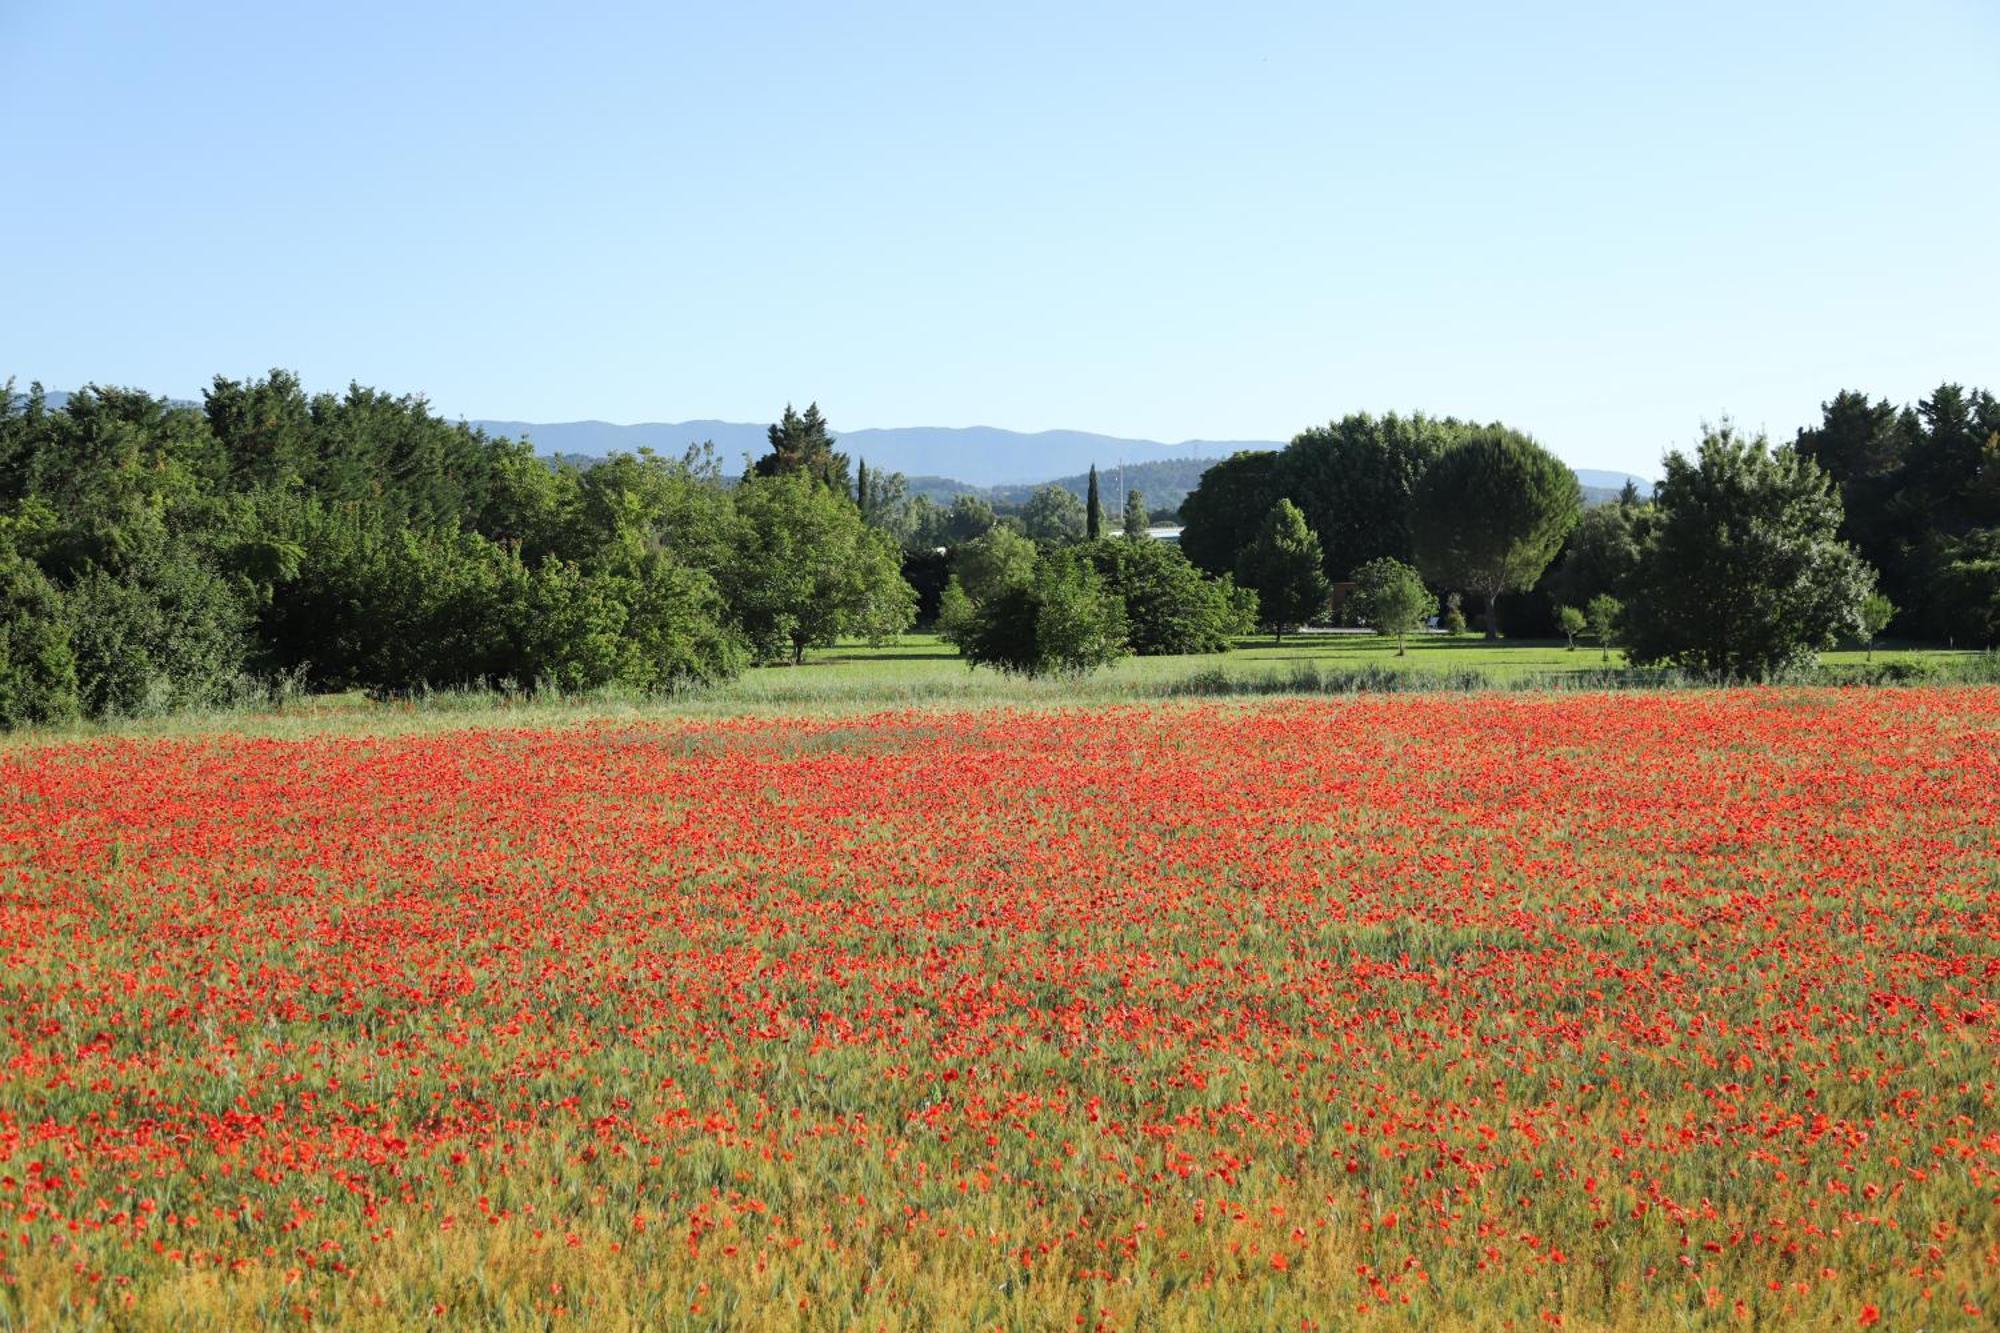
(856, 458), (869, 511)
(1086, 464), (1103, 539)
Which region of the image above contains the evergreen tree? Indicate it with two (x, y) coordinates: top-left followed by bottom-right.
(751, 402), (851, 492)
(1622, 424), (1873, 679)
(1236, 500), (1331, 643)
(1086, 464), (1103, 539)
(1122, 487), (1148, 539)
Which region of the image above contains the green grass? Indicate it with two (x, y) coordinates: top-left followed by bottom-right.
(6, 632), (1990, 748)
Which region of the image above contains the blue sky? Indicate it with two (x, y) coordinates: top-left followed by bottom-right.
(3, 1), (1995, 475)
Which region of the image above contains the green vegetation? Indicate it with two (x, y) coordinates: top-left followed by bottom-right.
(1235, 499), (1330, 642)
(1350, 557), (1435, 655)
(3, 367), (1995, 730)
(1411, 427), (1581, 638)
(1623, 424), (1874, 679)
(10, 633), (1993, 749)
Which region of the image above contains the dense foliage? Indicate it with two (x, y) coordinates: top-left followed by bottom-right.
(1622, 425), (1873, 679)
(1078, 538), (1256, 655)
(1410, 428), (1581, 638)
(1177, 384), (1999, 664)
(1236, 499), (1332, 641)
(1794, 383), (2000, 643)
(959, 548), (1129, 677)
(0, 374), (915, 719)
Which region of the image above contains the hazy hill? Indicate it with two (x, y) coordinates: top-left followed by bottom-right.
(469, 417), (1268, 489)
(474, 418), (1654, 509)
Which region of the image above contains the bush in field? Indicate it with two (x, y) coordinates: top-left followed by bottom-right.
(1351, 557), (1436, 656)
(1441, 591), (1468, 636)
(1557, 604), (1587, 650)
(1858, 592), (1895, 661)
(1586, 594), (1623, 661)
(962, 550), (1128, 677)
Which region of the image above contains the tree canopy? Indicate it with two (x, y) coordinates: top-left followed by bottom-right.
(1621, 424), (1873, 679)
(1411, 427), (1580, 637)
(1236, 500), (1331, 642)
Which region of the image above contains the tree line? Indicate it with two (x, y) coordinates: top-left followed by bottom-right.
(0, 379), (921, 727)
(4, 371), (1992, 727)
(1177, 385), (1998, 676)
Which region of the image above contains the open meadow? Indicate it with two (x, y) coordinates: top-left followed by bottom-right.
(2, 683), (1996, 1329)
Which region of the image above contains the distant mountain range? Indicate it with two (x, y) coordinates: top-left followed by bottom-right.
(472, 417), (1654, 508)
(467, 417), (1277, 490)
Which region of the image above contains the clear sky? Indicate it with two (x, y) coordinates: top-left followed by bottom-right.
(3, 1), (1995, 475)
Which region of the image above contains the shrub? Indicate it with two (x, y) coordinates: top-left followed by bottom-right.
(962, 551), (1128, 677)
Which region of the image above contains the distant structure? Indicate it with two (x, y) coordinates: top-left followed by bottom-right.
(1145, 525), (1183, 544)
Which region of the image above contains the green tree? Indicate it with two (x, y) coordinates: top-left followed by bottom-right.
(1858, 592), (1895, 660)
(1935, 529), (2000, 646)
(952, 524), (1039, 604)
(1585, 594), (1622, 662)
(913, 494), (998, 549)
(727, 472), (916, 663)
(1236, 500), (1331, 643)
(856, 460), (916, 543)
(1556, 604), (1586, 651)
(1080, 539), (1254, 655)
(935, 575), (979, 649)
(1086, 464), (1103, 539)
(1546, 502), (1644, 610)
(961, 550), (1128, 677)
(1122, 487), (1148, 539)
(1279, 413), (1464, 580)
(1021, 484), (1087, 542)
(204, 369), (315, 491)
(1178, 449), (1283, 576)
(1411, 427), (1581, 638)
(1350, 557), (1436, 656)
(1440, 591), (1467, 636)
(1622, 425), (1874, 679)
(751, 403), (851, 492)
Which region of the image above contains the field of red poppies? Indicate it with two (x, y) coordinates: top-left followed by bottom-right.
(1, 690), (1996, 1328)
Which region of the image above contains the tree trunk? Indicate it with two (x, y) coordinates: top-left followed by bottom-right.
(1484, 586), (1501, 640)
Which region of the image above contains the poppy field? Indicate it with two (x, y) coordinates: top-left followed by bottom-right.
(1, 690), (1997, 1329)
